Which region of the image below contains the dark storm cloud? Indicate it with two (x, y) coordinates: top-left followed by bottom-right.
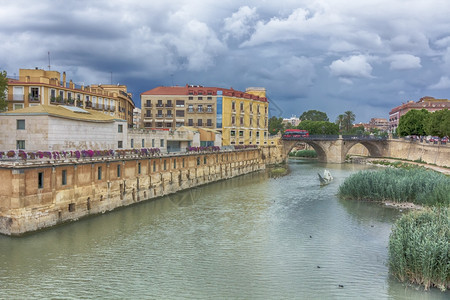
(1, 0), (450, 122)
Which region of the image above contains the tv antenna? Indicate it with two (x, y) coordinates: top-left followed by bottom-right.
(48, 51), (51, 70)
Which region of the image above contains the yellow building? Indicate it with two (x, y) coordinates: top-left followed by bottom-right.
(6, 68), (135, 127)
(141, 85), (269, 146)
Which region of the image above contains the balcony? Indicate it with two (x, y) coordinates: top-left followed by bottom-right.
(155, 114), (164, 118)
(197, 108), (204, 113)
(187, 108), (194, 113)
(10, 94), (24, 101)
(145, 103), (152, 108)
(144, 114), (153, 118)
(165, 103), (173, 107)
(206, 108), (214, 113)
(166, 114), (173, 118)
(85, 101), (92, 108)
(206, 123), (214, 127)
(28, 95), (41, 103)
(76, 101), (83, 108)
(156, 103), (164, 107)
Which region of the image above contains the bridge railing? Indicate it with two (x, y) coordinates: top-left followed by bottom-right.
(342, 135), (388, 141)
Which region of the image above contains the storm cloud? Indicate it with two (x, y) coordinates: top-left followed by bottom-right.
(1, 0), (450, 122)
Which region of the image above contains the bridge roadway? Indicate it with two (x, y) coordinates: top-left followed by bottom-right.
(281, 135), (389, 163)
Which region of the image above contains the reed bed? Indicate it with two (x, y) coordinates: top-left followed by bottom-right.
(338, 168), (450, 206)
(388, 207), (449, 291)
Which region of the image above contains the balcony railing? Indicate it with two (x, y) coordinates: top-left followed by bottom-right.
(11, 94), (24, 101)
(156, 104), (164, 107)
(165, 104), (173, 107)
(187, 108), (194, 113)
(145, 114), (152, 118)
(155, 114), (164, 118)
(206, 109), (214, 113)
(28, 95), (41, 103)
(145, 103), (152, 107)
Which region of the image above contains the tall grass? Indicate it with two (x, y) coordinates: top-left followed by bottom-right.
(388, 207), (449, 291)
(338, 168), (450, 206)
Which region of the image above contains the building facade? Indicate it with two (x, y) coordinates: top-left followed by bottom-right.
(0, 105), (128, 151)
(6, 68), (135, 127)
(389, 96), (450, 133)
(140, 85), (269, 145)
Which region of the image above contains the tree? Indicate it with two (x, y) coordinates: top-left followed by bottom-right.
(0, 70), (8, 111)
(343, 111), (355, 133)
(397, 109), (430, 136)
(299, 110), (329, 122)
(335, 114), (345, 131)
(425, 109), (450, 137)
(268, 116), (284, 135)
(297, 120), (339, 135)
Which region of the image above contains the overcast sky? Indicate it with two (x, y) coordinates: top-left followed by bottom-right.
(1, 0), (450, 122)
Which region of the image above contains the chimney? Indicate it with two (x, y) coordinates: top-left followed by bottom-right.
(63, 72), (66, 87)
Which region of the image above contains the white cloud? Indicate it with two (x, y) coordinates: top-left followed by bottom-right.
(223, 6), (258, 40)
(329, 55), (373, 79)
(429, 76), (450, 89)
(389, 54), (422, 70)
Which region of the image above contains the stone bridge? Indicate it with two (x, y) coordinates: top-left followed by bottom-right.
(281, 135), (390, 163)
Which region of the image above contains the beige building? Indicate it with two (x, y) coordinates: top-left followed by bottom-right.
(127, 126), (222, 153)
(0, 105), (128, 151)
(389, 96), (450, 133)
(6, 68), (135, 127)
(140, 85), (269, 146)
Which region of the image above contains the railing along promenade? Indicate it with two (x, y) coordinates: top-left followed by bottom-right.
(281, 134), (388, 141)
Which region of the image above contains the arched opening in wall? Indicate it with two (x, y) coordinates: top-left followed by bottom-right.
(87, 197), (91, 210)
(346, 143), (370, 157)
(345, 141), (384, 159)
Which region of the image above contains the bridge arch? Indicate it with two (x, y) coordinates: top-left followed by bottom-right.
(342, 140), (388, 159)
(282, 140), (330, 162)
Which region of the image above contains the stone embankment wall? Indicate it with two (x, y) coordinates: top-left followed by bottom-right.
(347, 139), (449, 167)
(0, 146), (283, 236)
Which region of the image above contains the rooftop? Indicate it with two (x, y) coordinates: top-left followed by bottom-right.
(0, 105), (124, 123)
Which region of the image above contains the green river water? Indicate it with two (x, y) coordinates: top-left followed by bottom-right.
(0, 159), (448, 299)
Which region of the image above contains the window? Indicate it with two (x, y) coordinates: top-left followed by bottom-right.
(38, 172), (44, 189)
(176, 110), (185, 117)
(16, 140), (25, 150)
(232, 116), (235, 125)
(146, 100), (151, 107)
(232, 101), (236, 110)
(239, 130), (244, 137)
(198, 119), (202, 126)
(160, 139), (164, 147)
(166, 110), (172, 117)
(182, 158), (185, 168)
(204, 156), (207, 164)
(188, 119), (194, 126)
(98, 167), (102, 180)
(197, 157), (200, 166)
(240, 116), (244, 125)
(153, 161), (156, 172)
(138, 162), (141, 174)
(173, 159), (176, 169)
(249, 131), (252, 137)
(207, 105), (212, 112)
(250, 104), (253, 112)
(166, 100), (172, 107)
(207, 96), (212, 100)
(118, 141), (123, 148)
(256, 131), (260, 137)
(188, 96), (193, 100)
(152, 139), (155, 147)
(117, 165), (121, 178)
(198, 96), (203, 100)
(118, 124), (123, 133)
(13, 104), (24, 110)
(188, 104), (194, 112)
(230, 130), (236, 137)
(176, 100), (185, 107)
(198, 105), (203, 112)
(207, 119), (212, 126)
(157, 100), (163, 107)
(146, 110), (151, 117)
(163, 160), (167, 170)
(131, 139), (134, 148)
(142, 139), (145, 147)
(17, 119), (25, 130)
(240, 102), (244, 110)
(62, 170), (67, 186)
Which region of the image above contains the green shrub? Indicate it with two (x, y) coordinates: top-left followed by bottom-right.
(338, 168), (450, 206)
(388, 207), (449, 291)
(295, 150), (317, 158)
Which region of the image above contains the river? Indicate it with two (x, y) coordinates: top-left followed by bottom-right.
(0, 159), (447, 299)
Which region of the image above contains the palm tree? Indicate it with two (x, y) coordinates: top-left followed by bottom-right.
(335, 114), (345, 131)
(343, 111), (355, 132)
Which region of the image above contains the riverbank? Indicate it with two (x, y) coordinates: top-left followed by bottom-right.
(349, 156), (450, 175)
